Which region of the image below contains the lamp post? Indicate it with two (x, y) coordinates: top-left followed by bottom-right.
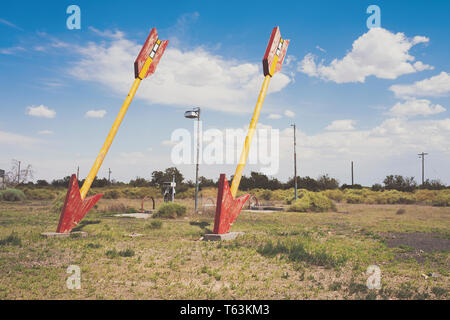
(184, 107), (200, 212)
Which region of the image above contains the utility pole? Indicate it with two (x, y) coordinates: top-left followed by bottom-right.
(108, 168), (112, 184)
(291, 124), (298, 200)
(418, 152), (428, 185)
(351, 161), (354, 186)
(77, 166), (80, 180)
(17, 160), (21, 184)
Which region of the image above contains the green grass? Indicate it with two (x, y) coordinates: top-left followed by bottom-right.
(0, 199), (448, 299)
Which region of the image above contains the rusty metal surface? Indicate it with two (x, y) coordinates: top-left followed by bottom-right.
(134, 28), (169, 79)
(262, 26), (289, 76)
(213, 174), (250, 234)
(56, 174), (103, 233)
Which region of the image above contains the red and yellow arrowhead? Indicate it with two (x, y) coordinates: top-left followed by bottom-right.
(56, 174), (103, 233)
(213, 174), (250, 234)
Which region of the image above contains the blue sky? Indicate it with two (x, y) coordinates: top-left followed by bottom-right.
(1, 0), (449, 186)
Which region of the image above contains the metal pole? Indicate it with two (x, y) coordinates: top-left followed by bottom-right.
(17, 160), (21, 184)
(291, 124), (297, 201)
(108, 168), (112, 184)
(418, 152), (428, 185)
(351, 161), (354, 185)
(172, 175), (175, 203)
(195, 109), (200, 212)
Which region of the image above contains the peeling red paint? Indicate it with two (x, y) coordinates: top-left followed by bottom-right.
(56, 174), (103, 233)
(134, 28), (169, 79)
(213, 174), (250, 234)
(263, 26), (290, 76)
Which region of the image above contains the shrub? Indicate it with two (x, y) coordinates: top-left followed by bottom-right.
(288, 191), (337, 212)
(371, 184), (383, 191)
(433, 190), (450, 207)
(23, 188), (56, 200)
(0, 189), (26, 202)
(345, 193), (364, 204)
(414, 190), (437, 204)
(51, 193), (66, 213)
(323, 189), (344, 202)
(153, 202), (187, 219)
(103, 189), (121, 199)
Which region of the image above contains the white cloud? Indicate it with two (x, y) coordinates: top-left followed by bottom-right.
(85, 109), (107, 118)
(284, 110), (295, 118)
(69, 30), (292, 113)
(0, 18), (23, 31)
(0, 130), (39, 147)
(161, 140), (177, 146)
(26, 105), (56, 118)
(325, 120), (356, 131)
(38, 130), (53, 135)
(388, 99), (446, 117)
(267, 113), (282, 119)
(298, 28), (432, 83)
(316, 45), (326, 53)
(0, 46), (25, 55)
(389, 72), (450, 98)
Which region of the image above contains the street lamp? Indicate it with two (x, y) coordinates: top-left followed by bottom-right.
(184, 107), (201, 212)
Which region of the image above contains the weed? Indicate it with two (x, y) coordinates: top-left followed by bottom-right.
(431, 286), (447, 298)
(118, 249), (135, 257)
(329, 281), (342, 291)
(0, 231), (21, 246)
(146, 220), (163, 230)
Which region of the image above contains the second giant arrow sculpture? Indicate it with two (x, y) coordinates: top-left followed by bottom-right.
(212, 26), (289, 235)
(56, 28), (168, 233)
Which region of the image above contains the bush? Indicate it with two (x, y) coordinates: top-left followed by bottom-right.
(103, 189), (121, 199)
(345, 193), (364, 204)
(23, 188), (56, 200)
(433, 190), (450, 207)
(51, 192), (66, 213)
(288, 191), (337, 212)
(371, 184), (383, 192)
(153, 202), (187, 219)
(414, 190), (437, 205)
(323, 189), (344, 202)
(0, 189), (26, 202)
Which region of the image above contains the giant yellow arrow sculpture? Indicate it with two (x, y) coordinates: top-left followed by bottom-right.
(213, 26), (290, 234)
(56, 28), (168, 233)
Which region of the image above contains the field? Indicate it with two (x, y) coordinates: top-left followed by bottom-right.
(0, 197), (449, 300)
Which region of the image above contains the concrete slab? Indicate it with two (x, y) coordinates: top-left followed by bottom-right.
(41, 231), (87, 238)
(114, 213), (152, 219)
(203, 232), (245, 241)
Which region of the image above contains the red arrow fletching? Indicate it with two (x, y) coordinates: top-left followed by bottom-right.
(213, 174), (250, 234)
(263, 26), (290, 77)
(134, 28), (169, 79)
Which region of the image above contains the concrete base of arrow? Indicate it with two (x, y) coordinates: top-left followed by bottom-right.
(203, 232), (244, 241)
(41, 231), (88, 238)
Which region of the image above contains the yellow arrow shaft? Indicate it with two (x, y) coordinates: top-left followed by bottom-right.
(229, 50), (280, 198)
(230, 74), (271, 197)
(79, 57), (153, 199)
